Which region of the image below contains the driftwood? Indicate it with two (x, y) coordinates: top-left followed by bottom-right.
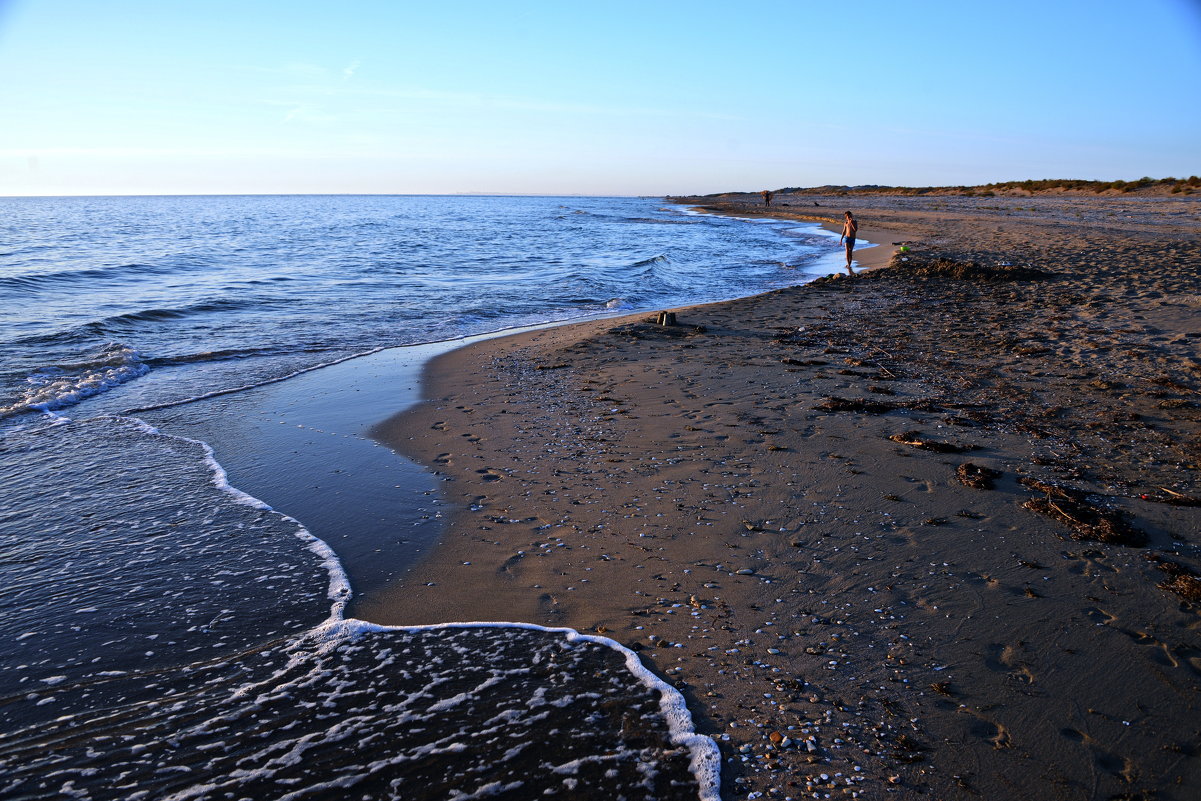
(887, 431), (972, 453)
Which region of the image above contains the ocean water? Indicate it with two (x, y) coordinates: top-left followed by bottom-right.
(0, 195), (842, 799)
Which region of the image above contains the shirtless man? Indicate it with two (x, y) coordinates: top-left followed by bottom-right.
(839, 211), (858, 275)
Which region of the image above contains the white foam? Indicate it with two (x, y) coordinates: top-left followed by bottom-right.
(111, 398), (719, 796)
(6, 345), (150, 416)
(343, 619), (721, 801)
(120, 416), (351, 622)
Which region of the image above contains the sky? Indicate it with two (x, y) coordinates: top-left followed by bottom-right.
(0, 0), (1198, 196)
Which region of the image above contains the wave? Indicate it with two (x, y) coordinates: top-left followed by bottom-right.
(618, 216), (697, 225)
(630, 253), (670, 269)
(0, 262), (181, 293)
(145, 343), (339, 367)
(0, 343), (150, 417)
(103, 296), (268, 325)
(13, 296), (273, 347)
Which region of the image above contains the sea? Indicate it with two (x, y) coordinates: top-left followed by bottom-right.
(0, 194), (848, 800)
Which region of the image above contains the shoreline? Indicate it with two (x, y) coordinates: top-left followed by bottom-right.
(366, 194), (1201, 800)
(127, 212), (852, 617)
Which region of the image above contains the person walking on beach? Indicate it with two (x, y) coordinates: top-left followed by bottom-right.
(761, 190), (774, 207)
(839, 211), (858, 275)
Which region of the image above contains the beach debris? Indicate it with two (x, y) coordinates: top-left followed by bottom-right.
(1020, 479), (1147, 546)
(887, 431), (972, 453)
(816, 396), (895, 414)
(610, 320), (705, 339)
(1138, 487), (1201, 507)
(1147, 556), (1201, 603)
(894, 254), (1051, 281)
(956, 462), (1001, 489)
(891, 733), (928, 763)
(655, 310), (677, 326)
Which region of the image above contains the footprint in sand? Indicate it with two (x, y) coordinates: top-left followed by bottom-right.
(1060, 727), (1093, 744)
(984, 642), (1037, 684)
(1093, 751), (1139, 784)
(1122, 629), (1201, 675)
(476, 468), (503, 482)
(957, 708), (1013, 749)
(1084, 606), (1119, 626)
(1065, 550), (1118, 578)
(1061, 728), (1138, 781)
(433, 453), (452, 465)
(536, 592), (563, 621)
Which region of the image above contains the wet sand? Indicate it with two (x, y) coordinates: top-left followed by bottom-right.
(366, 194), (1201, 800)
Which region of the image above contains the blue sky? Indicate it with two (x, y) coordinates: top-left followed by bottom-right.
(0, 0), (1198, 195)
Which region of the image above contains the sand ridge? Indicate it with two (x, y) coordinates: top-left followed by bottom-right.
(368, 195), (1201, 800)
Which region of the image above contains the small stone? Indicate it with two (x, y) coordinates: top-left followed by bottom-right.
(769, 731), (784, 744)
(736, 568), (756, 575)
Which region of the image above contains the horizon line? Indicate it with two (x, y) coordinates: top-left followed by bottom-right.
(0, 191), (666, 200)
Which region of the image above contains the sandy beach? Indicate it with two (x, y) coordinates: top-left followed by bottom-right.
(365, 194), (1201, 800)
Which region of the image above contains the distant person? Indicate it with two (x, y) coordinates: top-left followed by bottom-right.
(839, 211), (858, 275)
(761, 190), (774, 207)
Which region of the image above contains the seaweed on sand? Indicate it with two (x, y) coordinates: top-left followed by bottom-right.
(893, 255), (1050, 281)
(1020, 478), (1147, 546)
(1147, 555), (1201, 604)
(956, 462), (1001, 489)
(816, 396), (896, 414)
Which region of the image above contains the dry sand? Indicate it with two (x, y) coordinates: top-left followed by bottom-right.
(365, 195), (1201, 800)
